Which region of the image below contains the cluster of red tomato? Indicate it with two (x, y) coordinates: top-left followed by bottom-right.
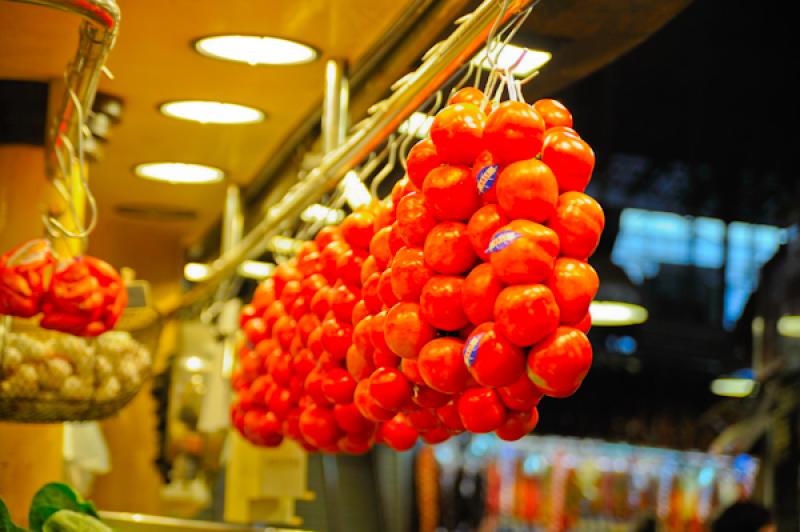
(0, 239), (127, 336)
(232, 88), (604, 453)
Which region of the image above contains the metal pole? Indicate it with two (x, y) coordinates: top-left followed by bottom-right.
(322, 59), (349, 153)
(221, 185), (243, 255)
(162, 0), (533, 315)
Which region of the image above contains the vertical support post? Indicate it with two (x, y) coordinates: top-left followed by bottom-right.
(221, 185), (243, 255)
(320, 58), (349, 532)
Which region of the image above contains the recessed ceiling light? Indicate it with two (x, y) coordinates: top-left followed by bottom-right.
(160, 100), (265, 124)
(195, 35), (318, 66)
(472, 43), (552, 77)
(135, 162), (224, 184)
(590, 301), (649, 327)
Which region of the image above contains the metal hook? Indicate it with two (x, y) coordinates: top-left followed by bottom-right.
(370, 134), (400, 197)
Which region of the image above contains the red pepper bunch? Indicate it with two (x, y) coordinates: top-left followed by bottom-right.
(0, 239), (56, 318)
(233, 89), (604, 453)
(40, 256), (128, 336)
(0, 239), (127, 337)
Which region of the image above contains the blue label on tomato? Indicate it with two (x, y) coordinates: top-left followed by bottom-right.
(486, 230), (521, 254)
(476, 164), (499, 195)
(463, 333), (484, 368)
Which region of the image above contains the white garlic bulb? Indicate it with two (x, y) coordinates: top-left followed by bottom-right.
(96, 376), (121, 401)
(1, 346), (23, 374)
(39, 357), (74, 391)
(61, 375), (92, 400)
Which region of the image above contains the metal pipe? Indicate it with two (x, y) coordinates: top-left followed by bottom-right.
(322, 59), (349, 153)
(6, 0), (120, 176)
(221, 185), (243, 254)
(164, 0), (533, 314)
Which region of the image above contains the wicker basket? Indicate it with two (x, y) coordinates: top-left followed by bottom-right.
(0, 311), (160, 423)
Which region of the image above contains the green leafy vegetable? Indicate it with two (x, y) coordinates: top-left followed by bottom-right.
(0, 499), (28, 532)
(41, 511), (111, 532)
(28, 484), (98, 532)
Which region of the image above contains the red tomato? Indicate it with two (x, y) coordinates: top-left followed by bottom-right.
(571, 311), (592, 333)
(548, 192), (605, 260)
(370, 311), (391, 353)
(436, 400), (465, 431)
(243, 317), (268, 345)
(467, 204), (509, 261)
(297, 243), (322, 277)
(378, 268), (400, 307)
(548, 258), (599, 324)
(336, 247), (368, 288)
(251, 279), (276, 311)
(527, 326), (592, 398)
(379, 414), (419, 451)
(494, 284), (560, 347)
(496, 159), (559, 222)
(300, 273), (327, 301)
(372, 198), (395, 231)
(322, 367), (357, 404)
(310, 286), (331, 319)
(461, 263), (504, 326)
(421, 427), (452, 444)
(401, 358), (425, 386)
(299, 405), (340, 448)
(346, 344), (375, 381)
(369, 367), (413, 411)
(240, 304), (258, 328)
(417, 337), (469, 394)
(463, 322), (526, 387)
(407, 408), (440, 431)
(320, 240), (349, 284)
(270, 354), (293, 386)
(422, 165), (480, 221)
(423, 222), (477, 275)
(457, 387), (507, 433)
(483, 101), (545, 164)
(308, 334), (327, 365)
(532, 99), (573, 129)
(273, 262), (303, 297)
(320, 318), (353, 361)
(315, 226), (342, 248)
(420, 275), (469, 331)
(498, 373), (543, 411)
(448, 86), (492, 114)
(334, 403), (376, 435)
(360, 254), (381, 285)
(330, 282), (361, 323)
(390, 247), (433, 301)
(496, 407), (539, 441)
(541, 131), (595, 193)
(353, 314), (373, 351)
(292, 348), (317, 380)
(391, 177), (417, 207)
(352, 299), (370, 325)
(372, 347), (400, 369)
(395, 192), (437, 247)
(406, 138), (442, 189)
(272, 315), (297, 350)
(412, 385), (451, 409)
(354, 379), (394, 421)
(288, 297), (309, 321)
(339, 433), (374, 455)
(472, 150), (501, 205)
(387, 223), (406, 255)
(369, 226), (393, 269)
(384, 302), (436, 359)
(429, 103), (486, 165)
(362, 272), (383, 314)
(341, 210), (376, 250)
(263, 300), (285, 332)
(297, 314), (320, 345)
(279, 279), (302, 310)
(268, 387), (295, 420)
(488, 219), (559, 284)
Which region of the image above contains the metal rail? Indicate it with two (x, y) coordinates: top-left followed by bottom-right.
(6, 0), (120, 176)
(164, 0), (533, 315)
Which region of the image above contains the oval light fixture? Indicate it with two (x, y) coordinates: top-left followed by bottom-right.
(590, 301), (649, 327)
(135, 162), (224, 184)
(195, 35), (318, 66)
(160, 100), (265, 124)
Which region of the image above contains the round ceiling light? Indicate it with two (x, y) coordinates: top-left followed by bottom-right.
(134, 162), (224, 184)
(194, 35), (318, 66)
(160, 100), (265, 124)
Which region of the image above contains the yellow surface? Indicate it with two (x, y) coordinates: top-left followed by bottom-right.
(0, 146), (64, 526)
(0, 0), (418, 244)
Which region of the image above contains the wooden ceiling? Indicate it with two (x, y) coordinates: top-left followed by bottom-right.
(0, 0), (691, 251)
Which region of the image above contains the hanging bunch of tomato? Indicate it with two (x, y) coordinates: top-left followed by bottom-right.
(0, 239), (127, 336)
(232, 87), (604, 452)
